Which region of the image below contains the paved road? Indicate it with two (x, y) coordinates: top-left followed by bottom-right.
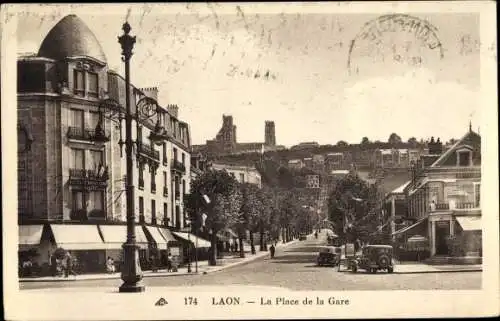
(20, 233), (481, 291)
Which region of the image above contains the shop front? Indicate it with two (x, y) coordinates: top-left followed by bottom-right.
(98, 224), (149, 272)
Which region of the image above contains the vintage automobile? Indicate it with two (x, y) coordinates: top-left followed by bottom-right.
(316, 246), (342, 267)
(349, 245), (394, 273)
(299, 233), (307, 241)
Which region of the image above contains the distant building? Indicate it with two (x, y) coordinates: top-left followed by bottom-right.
(265, 121), (276, 146)
(210, 163), (262, 188)
(306, 174), (320, 189)
(195, 116), (284, 156)
(288, 159), (305, 170)
(291, 142), (319, 150)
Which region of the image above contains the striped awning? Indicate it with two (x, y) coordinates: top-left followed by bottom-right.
(144, 226), (168, 250)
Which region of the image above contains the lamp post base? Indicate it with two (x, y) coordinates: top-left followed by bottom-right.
(119, 243), (145, 293)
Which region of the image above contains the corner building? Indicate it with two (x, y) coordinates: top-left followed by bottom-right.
(17, 15), (194, 273)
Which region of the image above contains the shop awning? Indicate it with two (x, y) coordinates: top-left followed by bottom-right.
(158, 228), (177, 243)
(50, 225), (107, 250)
(456, 216), (481, 231)
(392, 218), (427, 236)
(216, 228), (238, 240)
(172, 232), (211, 248)
(144, 226), (168, 250)
(99, 225), (149, 249)
(19, 225), (44, 246)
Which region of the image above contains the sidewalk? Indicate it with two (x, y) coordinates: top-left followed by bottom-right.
(20, 238), (302, 282)
(393, 263), (482, 274)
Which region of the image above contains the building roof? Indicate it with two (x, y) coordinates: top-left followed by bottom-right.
(390, 180), (411, 194)
(430, 130), (480, 167)
(330, 170), (350, 175)
(38, 15), (107, 63)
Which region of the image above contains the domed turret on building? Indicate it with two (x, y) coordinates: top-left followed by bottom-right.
(38, 14), (107, 63)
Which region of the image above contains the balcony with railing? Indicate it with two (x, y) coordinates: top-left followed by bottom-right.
(171, 159), (186, 173)
(430, 201), (479, 212)
(67, 126), (109, 142)
(137, 142), (160, 161)
(68, 168), (108, 190)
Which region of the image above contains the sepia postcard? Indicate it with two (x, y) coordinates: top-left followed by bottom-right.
(1, 2), (498, 320)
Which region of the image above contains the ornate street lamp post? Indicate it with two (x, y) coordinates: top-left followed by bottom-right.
(94, 22), (168, 293)
(117, 21), (145, 293)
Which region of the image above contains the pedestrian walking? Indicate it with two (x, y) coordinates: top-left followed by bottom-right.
(269, 244), (276, 259)
(64, 252), (77, 278)
(166, 252), (172, 272)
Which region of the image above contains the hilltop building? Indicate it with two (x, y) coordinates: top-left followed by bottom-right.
(192, 115), (285, 156)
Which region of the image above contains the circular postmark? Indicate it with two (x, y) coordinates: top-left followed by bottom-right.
(348, 14), (444, 76)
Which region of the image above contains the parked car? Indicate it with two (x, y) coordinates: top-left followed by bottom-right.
(349, 245), (394, 273)
(317, 246), (341, 267)
(299, 234), (307, 241)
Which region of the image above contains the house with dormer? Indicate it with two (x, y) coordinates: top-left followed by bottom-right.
(391, 125), (481, 263)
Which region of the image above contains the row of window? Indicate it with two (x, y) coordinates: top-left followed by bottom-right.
(137, 197), (183, 227)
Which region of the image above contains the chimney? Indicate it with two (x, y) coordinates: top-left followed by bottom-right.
(167, 104), (179, 118)
(139, 86), (159, 101)
(428, 137), (443, 155)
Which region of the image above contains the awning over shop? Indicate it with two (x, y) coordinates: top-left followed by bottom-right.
(144, 226), (168, 250)
(456, 216), (481, 231)
(158, 228), (177, 243)
(172, 232), (211, 248)
(50, 225), (107, 250)
(19, 225), (44, 247)
(392, 218), (427, 236)
(216, 228), (238, 240)
(99, 225), (149, 249)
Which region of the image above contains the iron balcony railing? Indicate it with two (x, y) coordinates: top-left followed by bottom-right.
(67, 126), (109, 142)
(137, 142), (160, 161)
(68, 168), (108, 189)
(171, 159), (186, 173)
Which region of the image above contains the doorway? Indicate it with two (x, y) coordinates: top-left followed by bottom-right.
(435, 221), (450, 255)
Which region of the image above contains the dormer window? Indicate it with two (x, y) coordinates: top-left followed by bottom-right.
(456, 146), (473, 167)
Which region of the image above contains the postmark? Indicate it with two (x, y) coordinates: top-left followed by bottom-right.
(348, 14), (444, 76)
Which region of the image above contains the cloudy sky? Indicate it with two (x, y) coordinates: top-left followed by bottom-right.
(15, 4), (482, 146)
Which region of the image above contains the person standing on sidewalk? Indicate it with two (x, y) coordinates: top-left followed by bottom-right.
(269, 244), (276, 259)
(64, 252), (77, 278)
